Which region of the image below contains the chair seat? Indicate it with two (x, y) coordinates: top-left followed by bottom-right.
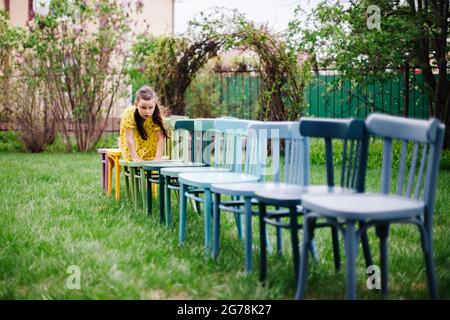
(142, 161), (204, 170)
(106, 149), (121, 156)
(178, 172), (259, 189)
(301, 193), (425, 221)
(211, 182), (296, 197)
(254, 184), (354, 206)
(161, 166), (231, 177)
(119, 160), (144, 167)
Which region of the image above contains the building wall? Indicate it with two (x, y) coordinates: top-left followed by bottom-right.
(132, 0), (174, 35)
(3, 0), (174, 35)
(6, 0), (29, 28)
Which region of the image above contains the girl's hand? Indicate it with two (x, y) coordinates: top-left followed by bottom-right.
(132, 156), (143, 162)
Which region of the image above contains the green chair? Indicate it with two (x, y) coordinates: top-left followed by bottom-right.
(142, 119), (205, 222)
(160, 118), (233, 227)
(119, 159), (146, 208)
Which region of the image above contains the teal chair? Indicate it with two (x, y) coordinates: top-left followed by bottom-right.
(178, 118), (261, 253)
(210, 121), (310, 272)
(160, 118), (232, 227)
(297, 114), (445, 299)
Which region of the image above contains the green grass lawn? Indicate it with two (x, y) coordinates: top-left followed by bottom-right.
(0, 152), (449, 299)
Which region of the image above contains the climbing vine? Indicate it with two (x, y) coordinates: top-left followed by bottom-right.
(134, 8), (310, 120)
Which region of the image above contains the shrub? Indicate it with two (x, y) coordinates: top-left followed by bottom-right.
(185, 70), (224, 118)
(95, 133), (120, 150)
(0, 131), (25, 152)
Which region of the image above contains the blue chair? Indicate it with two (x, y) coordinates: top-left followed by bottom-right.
(178, 118), (261, 252)
(254, 118), (373, 286)
(297, 114), (445, 299)
(160, 118), (236, 227)
(210, 121), (309, 272)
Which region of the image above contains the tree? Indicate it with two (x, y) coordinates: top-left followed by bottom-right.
(136, 8), (309, 120)
(290, 0), (450, 147)
(29, 0), (137, 151)
(0, 11), (55, 152)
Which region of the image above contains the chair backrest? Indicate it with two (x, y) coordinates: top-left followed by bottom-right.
(163, 116), (189, 160)
(194, 118), (216, 164)
(365, 113), (445, 224)
(210, 118), (256, 172)
(285, 122), (310, 186)
(173, 119), (195, 162)
(168, 115), (189, 127)
(245, 122), (309, 185)
(300, 117), (369, 192)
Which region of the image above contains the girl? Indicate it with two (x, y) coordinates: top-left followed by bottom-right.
(119, 86), (168, 162)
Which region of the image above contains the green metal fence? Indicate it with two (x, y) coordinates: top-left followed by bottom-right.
(216, 71), (260, 119)
(204, 69), (435, 120)
(306, 71), (430, 119)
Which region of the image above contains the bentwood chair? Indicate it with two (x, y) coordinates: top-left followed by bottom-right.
(297, 114), (445, 299)
(178, 119), (261, 252)
(254, 118), (373, 286)
(210, 121), (310, 272)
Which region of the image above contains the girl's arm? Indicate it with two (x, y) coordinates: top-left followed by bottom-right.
(154, 130), (165, 160)
(125, 128), (142, 162)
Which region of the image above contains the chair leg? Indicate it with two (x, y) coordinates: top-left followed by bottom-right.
(276, 217), (283, 256)
(164, 175), (171, 227)
(108, 156), (114, 196)
(158, 172), (165, 224)
(193, 191), (201, 214)
(135, 169), (141, 209)
(101, 155), (106, 192)
(114, 158), (120, 201)
(179, 182), (187, 246)
(331, 225), (341, 272)
(376, 224), (389, 298)
(418, 225), (438, 299)
(130, 168), (137, 208)
(234, 196), (243, 240)
(213, 192), (221, 260)
(258, 202), (268, 283)
(360, 222), (373, 268)
(140, 167), (147, 213)
(104, 159), (109, 193)
(295, 213), (313, 299)
(344, 221), (358, 300)
(146, 171), (152, 216)
(124, 167), (130, 200)
(244, 197), (253, 273)
(289, 205), (300, 286)
(234, 211), (243, 240)
(204, 188), (212, 254)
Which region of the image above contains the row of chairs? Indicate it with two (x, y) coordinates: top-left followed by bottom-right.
(97, 113), (445, 299)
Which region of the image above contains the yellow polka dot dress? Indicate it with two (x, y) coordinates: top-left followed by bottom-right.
(119, 106), (161, 161)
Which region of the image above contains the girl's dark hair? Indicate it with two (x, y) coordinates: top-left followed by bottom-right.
(134, 86), (169, 140)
